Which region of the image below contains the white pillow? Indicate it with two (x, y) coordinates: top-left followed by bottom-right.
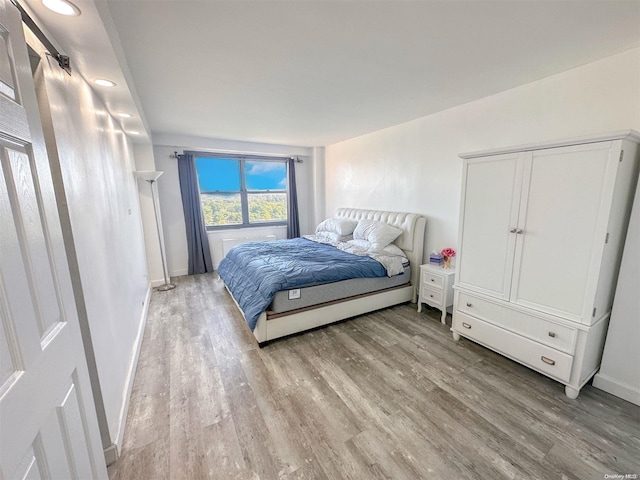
(353, 219), (402, 251)
(315, 217), (358, 236)
(346, 239), (372, 251)
(345, 239), (406, 257)
(315, 231), (353, 243)
(382, 243), (406, 258)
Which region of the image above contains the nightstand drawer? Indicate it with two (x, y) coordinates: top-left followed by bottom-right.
(420, 286), (443, 307)
(418, 264), (455, 323)
(453, 312), (573, 383)
(421, 270), (444, 289)
(456, 292), (578, 354)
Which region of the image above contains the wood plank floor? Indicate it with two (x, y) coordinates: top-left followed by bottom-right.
(108, 273), (640, 480)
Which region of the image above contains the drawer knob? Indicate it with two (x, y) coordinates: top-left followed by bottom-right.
(548, 331), (556, 338)
(429, 294), (434, 298)
(462, 322), (471, 329)
(541, 356), (556, 366)
(466, 302), (472, 307)
(430, 278), (435, 282)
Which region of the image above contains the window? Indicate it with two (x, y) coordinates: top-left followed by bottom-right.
(194, 154), (288, 228)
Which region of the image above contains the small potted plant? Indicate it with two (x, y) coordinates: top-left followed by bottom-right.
(441, 247), (456, 269)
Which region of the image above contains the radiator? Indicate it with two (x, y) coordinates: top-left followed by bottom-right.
(221, 235), (276, 257)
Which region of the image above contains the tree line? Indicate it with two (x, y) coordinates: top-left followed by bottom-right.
(201, 193), (287, 226)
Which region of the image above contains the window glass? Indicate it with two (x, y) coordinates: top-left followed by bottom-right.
(195, 157), (240, 191)
(248, 193), (287, 223)
(245, 161), (287, 191)
(194, 155), (289, 228)
(200, 193), (242, 227)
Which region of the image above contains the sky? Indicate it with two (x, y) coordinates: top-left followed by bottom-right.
(196, 157), (287, 192)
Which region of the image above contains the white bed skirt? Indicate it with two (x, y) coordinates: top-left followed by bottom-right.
(252, 284), (414, 344)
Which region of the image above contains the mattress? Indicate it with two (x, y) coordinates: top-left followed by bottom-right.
(268, 265), (411, 314)
(218, 237), (393, 330)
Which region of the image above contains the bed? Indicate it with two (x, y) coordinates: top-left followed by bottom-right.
(219, 208), (426, 344)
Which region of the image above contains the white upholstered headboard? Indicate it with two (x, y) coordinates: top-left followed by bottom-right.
(335, 208), (427, 301)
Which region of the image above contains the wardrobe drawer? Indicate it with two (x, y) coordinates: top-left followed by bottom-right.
(420, 286), (443, 308)
(456, 292), (578, 354)
(421, 270), (444, 289)
(453, 312), (573, 383)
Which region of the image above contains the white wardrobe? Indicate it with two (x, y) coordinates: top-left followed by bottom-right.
(452, 131), (640, 399)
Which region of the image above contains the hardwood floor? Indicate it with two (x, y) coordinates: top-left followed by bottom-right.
(108, 273), (640, 480)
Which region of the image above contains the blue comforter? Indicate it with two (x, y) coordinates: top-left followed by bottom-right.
(217, 237), (387, 330)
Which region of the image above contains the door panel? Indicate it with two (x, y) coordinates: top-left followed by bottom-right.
(11, 446), (44, 480)
(457, 153), (524, 299)
(511, 143), (613, 320)
(57, 381), (95, 479)
(0, 1), (107, 479)
(0, 310), (15, 387)
(0, 25), (17, 100)
(0, 147), (39, 372)
(6, 147), (62, 338)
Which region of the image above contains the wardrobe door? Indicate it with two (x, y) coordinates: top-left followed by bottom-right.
(510, 142), (618, 321)
(456, 153), (524, 300)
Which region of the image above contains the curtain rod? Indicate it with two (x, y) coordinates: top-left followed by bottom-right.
(12, 0), (71, 74)
(170, 151), (303, 163)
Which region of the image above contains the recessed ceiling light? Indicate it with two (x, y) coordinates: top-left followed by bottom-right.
(127, 131), (141, 136)
(117, 112), (132, 118)
(42, 0), (80, 16)
(95, 79), (116, 87)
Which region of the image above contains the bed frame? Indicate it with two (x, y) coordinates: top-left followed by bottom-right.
(226, 208), (426, 345)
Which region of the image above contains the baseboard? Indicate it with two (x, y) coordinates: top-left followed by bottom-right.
(592, 372), (640, 406)
(170, 268), (188, 277)
(104, 443), (119, 466)
(113, 284), (152, 456)
(151, 269), (187, 287)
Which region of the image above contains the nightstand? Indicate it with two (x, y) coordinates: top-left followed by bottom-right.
(417, 264), (456, 324)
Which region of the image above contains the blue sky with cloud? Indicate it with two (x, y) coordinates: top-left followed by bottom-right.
(196, 157), (286, 191)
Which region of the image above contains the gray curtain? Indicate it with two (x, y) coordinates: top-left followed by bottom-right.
(287, 158), (300, 239)
(177, 153), (214, 274)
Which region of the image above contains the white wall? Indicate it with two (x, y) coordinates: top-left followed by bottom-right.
(151, 134), (315, 273)
(133, 143), (165, 285)
(311, 146), (327, 228)
(324, 48), (640, 263)
(593, 172), (640, 405)
(32, 43), (150, 459)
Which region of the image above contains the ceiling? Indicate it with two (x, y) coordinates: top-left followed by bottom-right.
(21, 0), (640, 147)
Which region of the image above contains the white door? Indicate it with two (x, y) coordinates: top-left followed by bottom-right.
(510, 142), (617, 322)
(0, 2), (107, 479)
(456, 152), (524, 300)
